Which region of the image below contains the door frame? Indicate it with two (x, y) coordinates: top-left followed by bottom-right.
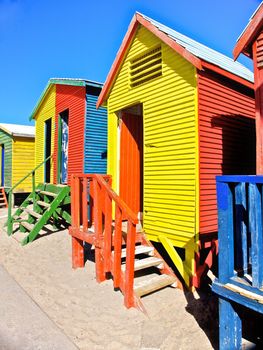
(57, 109), (69, 184)
(119, 110), (144, 217)
(44, 118), (52, 183)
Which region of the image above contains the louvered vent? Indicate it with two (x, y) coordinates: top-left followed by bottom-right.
(130, 46), (162, 88)
(256, 33), (263, 68)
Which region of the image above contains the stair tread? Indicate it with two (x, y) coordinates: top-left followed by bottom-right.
(20, 221), (34, 232)
(134, 274), (177, 297)
(121, 245), (154, 258)
(40, 190), (57, 197)
(24, 208), (42, 219)
(37, 200), (51, 208)
(121, 256), (163, 272)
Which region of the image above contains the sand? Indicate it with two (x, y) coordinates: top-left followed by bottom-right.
(0, 208), (217, 349)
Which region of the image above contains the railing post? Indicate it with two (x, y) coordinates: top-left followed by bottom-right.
(82, 177), (88, 231)
(104, 192), (112, 273)
(124, 220), (136, 308)
(7, 191), (13, 236)
(249, 183), (263, 288)
(71, 176), (84, 269)
(216, 180), (234, 284)
(113, 205), (122, 288)
(94, 178), (106, 282)
(32, 170), (36, 211)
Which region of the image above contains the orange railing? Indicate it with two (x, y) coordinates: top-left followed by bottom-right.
(69, 173), (139, 308)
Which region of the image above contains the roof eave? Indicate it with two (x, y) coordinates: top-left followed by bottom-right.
(201, 60), (254, 89)
(97, 14), (139, 108)
(233, 4), (263, 60)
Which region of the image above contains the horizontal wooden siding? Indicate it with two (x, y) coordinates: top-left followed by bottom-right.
(0, 130), (12, 188)
(34, 85), (56, 184)
(53, 84), (86, 185)
(198, 70), (255, 234)
(107, 25), (198, 246)
(12, 136), (35, 192)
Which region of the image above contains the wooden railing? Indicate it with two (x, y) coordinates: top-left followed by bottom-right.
(6, 155), (53, 235)
(70, 174), (139, 308)
(213, 175), (263, 349)
(215, 175), (263, 290)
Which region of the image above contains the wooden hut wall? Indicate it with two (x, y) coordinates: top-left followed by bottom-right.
(34, 85), (56, 184)
(12, 136), (35, 192)
(84, 86), (107, 174)
(0, 129), (12, 187)
(107, 25), (199, 247)
(53, 84), (86, 185)
(198, 69), (255, 234)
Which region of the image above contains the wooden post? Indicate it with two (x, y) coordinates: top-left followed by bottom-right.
(94, 179), (106, 282)
(219, 298), (242, 350)
(113, 205), (122, 288)
(82, 177), (88, 231)
(71, 176), (84, 268)
(216, 180), (234, 284)
(32, 170), (36, 211)
(104, 192), (112, 273)
(124, 221), (136, 308)
(7, 191), (13, 236)
(249, 183), (263, 288)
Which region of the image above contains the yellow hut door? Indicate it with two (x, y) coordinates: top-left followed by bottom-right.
(120, 112), (143, 218)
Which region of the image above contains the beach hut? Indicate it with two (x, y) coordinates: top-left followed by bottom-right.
(29, 78), (107, 185)
(95, 12), (256, 288)
(6, 78), (107, 245)
(0, 123), (35, 194)
(211, 4), (263, 349)
(234, 2), (263, 173)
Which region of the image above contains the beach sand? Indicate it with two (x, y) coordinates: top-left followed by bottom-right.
(0, 208), (217, 349)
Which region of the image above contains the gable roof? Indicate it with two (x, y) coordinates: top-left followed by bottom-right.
(0, 123), (35, 138)
(97, 12), (254, 108)
(233, 2), (263, 60)
(30, 78), (103, 121)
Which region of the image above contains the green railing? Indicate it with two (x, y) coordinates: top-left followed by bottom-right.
(6, 155), (53, 235)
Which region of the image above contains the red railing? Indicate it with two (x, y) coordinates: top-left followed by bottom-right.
(69, 173), (139, 308)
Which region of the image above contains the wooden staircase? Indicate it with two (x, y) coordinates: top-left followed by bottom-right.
(0, 187), (8, 208)
(6, 183), (71, 245)
(69, 174), (180, 311)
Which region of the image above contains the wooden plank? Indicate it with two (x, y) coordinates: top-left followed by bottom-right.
(134, 274), (177, 297)
(36, 200), (50, 208)
(234, 182), (248, 274)
(216, 180), (234, 284)
(121, 256), (163, 272)
(39, 190), (57, 197)
(121, 245), (154, 258)
(248, 183), (263, 288)
(124, 221), (136, 308)
(113, 206), (122, 288)
(219, 298), (242, 350)
(24, 208), (42, 220)
(104, 192), (112, 273)
(93, 179), (105, 283)
(82, 177), (88, 231)
(20, 221), (34, 232)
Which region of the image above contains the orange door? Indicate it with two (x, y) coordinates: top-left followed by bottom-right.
(120, 113), (143, 215)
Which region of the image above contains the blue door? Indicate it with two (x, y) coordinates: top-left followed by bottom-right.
(1, 145), (4, 187)
(61, 116), (68, 184)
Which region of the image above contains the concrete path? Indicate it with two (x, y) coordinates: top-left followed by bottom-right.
(0, 264), (78, 350)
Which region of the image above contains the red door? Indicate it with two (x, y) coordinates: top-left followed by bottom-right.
(120, 113), (143, 215)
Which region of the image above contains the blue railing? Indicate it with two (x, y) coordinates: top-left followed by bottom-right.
(215, 175), (263, 291)
(213, 175), (263, 349)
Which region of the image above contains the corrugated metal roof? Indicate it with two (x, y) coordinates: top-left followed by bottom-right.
(0, 123), (35, 137)
(139, 13), (254, 83)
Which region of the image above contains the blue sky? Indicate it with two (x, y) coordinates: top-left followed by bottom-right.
(0, 0), (260, 125)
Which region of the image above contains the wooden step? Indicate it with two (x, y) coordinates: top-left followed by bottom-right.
(36, 200), (51, 208)
(134, 274), (177, 297)
(121, 245), (154, 258)
(40, 191), (57, 198)
(20, 221), (34, 232)
(24, 208), (42, 219)
(121, 256), (164, 272)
